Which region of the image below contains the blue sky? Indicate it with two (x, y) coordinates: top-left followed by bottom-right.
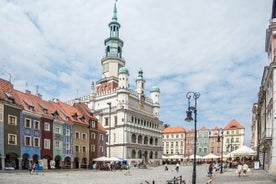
(0, 0), (273, 145)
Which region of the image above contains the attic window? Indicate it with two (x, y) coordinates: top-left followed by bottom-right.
(29, 106), (34, 111)
(5, 92), (14, 100)
(52, 110), (59, 118)
(43, 108), (48, 114)
(72, 113), (78, 120)
(230, 126), (237, 129)
(5, 92), (14, 103)
(80, 116), (85, 122)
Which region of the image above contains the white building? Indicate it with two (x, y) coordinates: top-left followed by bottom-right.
(68, 2), (163, 162)
(252, 0), (276, 174)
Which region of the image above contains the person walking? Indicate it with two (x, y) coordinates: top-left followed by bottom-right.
(236, 161), (242, 177)
(31, 163), (37, 174)
(207, 162), (214, 184)
(175, 162), (179, 173)
(242, 162), (249, 176)
(164, 163), (168, 171)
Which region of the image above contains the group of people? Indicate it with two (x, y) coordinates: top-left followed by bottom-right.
(164, 162), (180, 172)
(236, 161), (249, 177)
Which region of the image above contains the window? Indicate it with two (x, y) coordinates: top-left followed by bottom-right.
(66, 129), (70, 136)
(82, 133), (87, 140)
(66, 143), (70, 150)
(75, 132), (80, 139)
(44, 139), (50, 149)
(91, 121), (96, 128)
(82, 146), (86, 153)
(8, 115), (17, 125)
(56, 127), (61, 134)
(44, 122), (50, 131)
(91, 145), (95, 152)
(55, 141), (61, 149)
(33, 137), (40, 147)
(25, 118), (31, 128)
(114, 116), (117, 125)
(91, 133), (96, 139)
(25, 136), (32, 146)
(0, 104), (3, 121)
(100, 146), (103, 152)
(34, 120), (40, 130)
(8, 134), (17, 145)
(236, 138), (239, 143)
(113, 133), (116, 142)
(100, 134), (104, 141)
(198, 148), (202, 153)
(75, 145), (80, 152)
(105, 118), (108, 126)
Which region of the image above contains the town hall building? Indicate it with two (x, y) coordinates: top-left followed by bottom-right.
(68, 2), (163, 162)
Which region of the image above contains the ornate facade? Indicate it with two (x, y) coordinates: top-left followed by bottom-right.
(68, 2), (163, 162)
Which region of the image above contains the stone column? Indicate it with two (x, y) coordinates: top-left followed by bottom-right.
(1, 156), (5, 171)
(18, 158), (22, 170)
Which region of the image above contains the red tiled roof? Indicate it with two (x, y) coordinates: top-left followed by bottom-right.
(0, 79), (21, 105)
(163, 126), (185, 133)
(97, 122), (106, 133)
(224, 119), (244, 129)
(199, 126), (207, 131)
(57, 100), (89, 125)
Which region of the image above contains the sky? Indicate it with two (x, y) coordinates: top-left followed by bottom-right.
(0, 0), (273, 145)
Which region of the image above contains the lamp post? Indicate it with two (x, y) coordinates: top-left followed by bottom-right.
(185, 91), (200, 184)
(107, 102), (111, 158)
(217, 128), (224, 174)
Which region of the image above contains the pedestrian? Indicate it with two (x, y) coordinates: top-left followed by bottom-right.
(31, 163), (36, 174)
(164, 163), (168, 171)
(236, 161), (242, 177)
(124, 164), (130, 176)
(242, 162), (249, 176)
(207, 162), (214, 184)
(175, 162), (179, 173)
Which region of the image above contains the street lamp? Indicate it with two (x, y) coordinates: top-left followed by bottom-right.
(107, 102), (111, 158)
(217, 128), (224, 174)
(185, 91), (200, 184)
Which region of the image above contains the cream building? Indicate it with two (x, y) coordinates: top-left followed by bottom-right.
(68, 2), (163, 162)
(162, 127), (185, 157)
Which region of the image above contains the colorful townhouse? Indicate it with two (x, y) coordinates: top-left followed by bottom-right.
(0, 78), (106, 170)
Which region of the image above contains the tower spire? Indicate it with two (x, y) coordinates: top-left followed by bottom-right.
(112, 1), (117, 21)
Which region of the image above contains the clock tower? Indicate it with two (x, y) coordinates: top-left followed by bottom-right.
(101, 1), (125, 79)
(97, 1), (126, 93)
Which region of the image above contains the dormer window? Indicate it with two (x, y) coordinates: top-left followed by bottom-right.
(29, 106), (34, 111)
(43, 108), (48, 114)
(5, 92), (14, 103)
(72, 113), (78, 120)
(51, 110), (59, 118)
(80, 115), (85, 122)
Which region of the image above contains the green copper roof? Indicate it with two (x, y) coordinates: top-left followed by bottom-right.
(119, 67), (129, 74)
(137, 68), (144, 79)
(151, 86), (160, 92)
(112, 1), (117, 21)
